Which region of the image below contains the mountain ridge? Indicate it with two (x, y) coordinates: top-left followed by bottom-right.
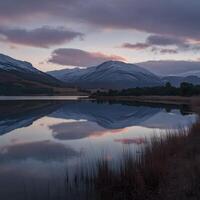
(137, 60), (200, 77)
(0, 54), (79, 95)
(48, 60), (163, 89)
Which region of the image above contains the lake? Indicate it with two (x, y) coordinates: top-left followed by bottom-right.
(0, 98), (197, 199)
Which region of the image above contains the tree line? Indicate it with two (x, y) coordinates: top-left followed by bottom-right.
(93, 82), (200, 97)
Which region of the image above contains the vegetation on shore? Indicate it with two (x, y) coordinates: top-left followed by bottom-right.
(92, 82), (200, 97)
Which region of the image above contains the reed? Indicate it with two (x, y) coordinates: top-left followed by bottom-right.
(66, 125), (200, 200)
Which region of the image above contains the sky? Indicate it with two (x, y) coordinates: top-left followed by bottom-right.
(0, 0), (200, 72)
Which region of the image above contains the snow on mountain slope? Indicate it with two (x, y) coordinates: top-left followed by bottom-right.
(0, 53), (65, 90)
(48, 61), (163, 89)
(178, 70), (200, 77)
(0, 54), (40, 73)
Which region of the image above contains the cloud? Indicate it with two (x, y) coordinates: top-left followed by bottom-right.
(121, 42), (150, 50)
(121, 34), (198, 54)
(147, 35), (187, 47)
(0, 0), (200, 41)
(0, 26), (83, 48)
(150, 47), (178, 54)
(159, 49), (178, 54)
(48, 48), (126, 66)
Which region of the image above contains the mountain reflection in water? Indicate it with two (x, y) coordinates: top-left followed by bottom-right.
(0, 100), (196, 136)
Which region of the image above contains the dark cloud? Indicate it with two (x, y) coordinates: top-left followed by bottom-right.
(48, 48), (126, 66)
(121, 43), (150, 50)
(160, 49), (178, 54)
(0, 26), (83, 48)
(147, 35), (187, 47)
(150, 47), (178, 54)
(121, 34), (197, 54)
(0, 0), (200, 41)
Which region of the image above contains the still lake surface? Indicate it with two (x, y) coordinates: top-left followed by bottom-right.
(0, 98), (198, 199)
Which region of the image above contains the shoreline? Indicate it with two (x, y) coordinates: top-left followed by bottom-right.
(0, 95), (89, 101)
(91, 95), (200, 105)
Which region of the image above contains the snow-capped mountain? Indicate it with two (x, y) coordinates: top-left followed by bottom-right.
(0, 54), (41, 73)
(0, 53), (62, 86)
(0, 54), (78, 95)
(48, 61), (163, 89)
(162, 75), (200, 87)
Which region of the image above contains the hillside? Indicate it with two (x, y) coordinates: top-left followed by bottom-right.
(48, 61), (163, 89)
(0, 54), (79, 95)
(138, 60), (200, 77)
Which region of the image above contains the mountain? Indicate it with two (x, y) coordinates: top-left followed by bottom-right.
(137, 60), (200, 77)
(48, 61), (163, 89)
(0, 54), (78, 95)
(162, 75), (200, 87)
(0, 54), (62, 85)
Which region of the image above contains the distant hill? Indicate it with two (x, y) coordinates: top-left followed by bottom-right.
(162, 75), (200, 87)
(137, 60), (200, 77)
(0, 54), (78, 95)
(48, 61), (163, 89)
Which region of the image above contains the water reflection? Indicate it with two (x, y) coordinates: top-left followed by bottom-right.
(49, 101), (162, 129)
(50, 121), (106, 140)
(0, 140), (80, 162)
(0, 100), (196, 136)
(0, 101), (62, 135)
(114, 138), (146, 145)
(0, 100), (197, 199)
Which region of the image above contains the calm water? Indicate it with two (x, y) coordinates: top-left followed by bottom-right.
(0, 99), (197, 199)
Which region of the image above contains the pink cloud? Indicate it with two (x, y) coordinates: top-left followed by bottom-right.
(49, 48), (126, 66)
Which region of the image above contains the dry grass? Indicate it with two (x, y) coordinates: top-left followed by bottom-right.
(65, 122), (200, 200)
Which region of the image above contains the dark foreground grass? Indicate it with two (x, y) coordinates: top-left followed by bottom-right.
(66, 123), (200, 200)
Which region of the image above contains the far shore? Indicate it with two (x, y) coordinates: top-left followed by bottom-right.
(92, 95), (200, 105)
(0, 95), (89, 101)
